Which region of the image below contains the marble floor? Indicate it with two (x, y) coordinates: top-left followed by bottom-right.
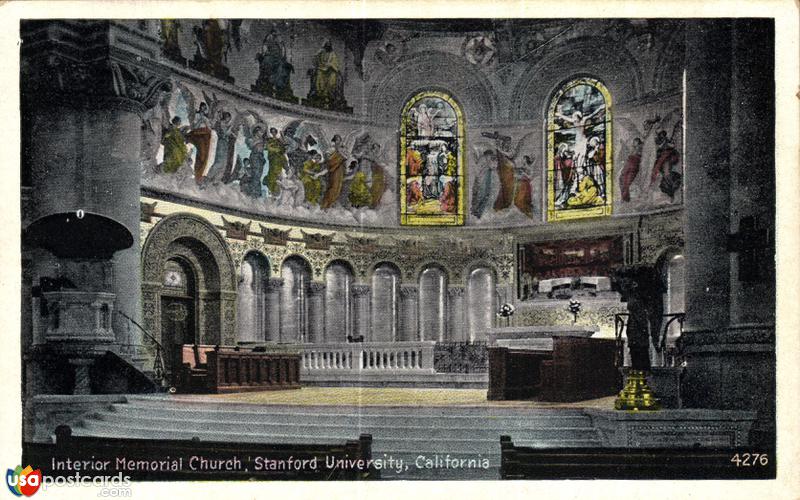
(200, 386), (617, 408)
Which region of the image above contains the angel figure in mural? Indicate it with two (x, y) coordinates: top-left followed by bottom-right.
(649, 121), (682, 199)
(361, 143), (388, 209)
(319, 134), (348, 209)
(514, 155), (535, 218)
(202, 95), (241, 186)
(319, 130), (372, 209)
(282, 121), (331, 207)
(263, 128), (292, 197)
(470, 149), (498, 219)
(275, 166), (305, 208)
(238, 157), (262, 198)
(300, 150), (327, 206)
(618, 116), (658, 202)
(347, 142), (389, 209)
(480, 131), (536, 216)
(616, 110), (681, 204)
(159, 116), (191, 175)
(183, 96), (220, 181)
(241, 121), (269, 198)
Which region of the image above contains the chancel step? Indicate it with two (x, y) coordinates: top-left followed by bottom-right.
(69, 395), (604, 480)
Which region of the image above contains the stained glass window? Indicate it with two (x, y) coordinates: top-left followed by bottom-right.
(547, 78), (613, 221)
(400, 91), (466, 226)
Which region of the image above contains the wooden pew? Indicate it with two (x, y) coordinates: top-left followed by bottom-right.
(23, 425), (377, 480)
(206, 349), (301, 393)
(488, 336), (618, 402)
(499, 436), (775, 479)
(173, 344), (301, 394)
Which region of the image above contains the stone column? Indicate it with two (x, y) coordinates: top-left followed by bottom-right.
(683, 20), (733, 334)
(351, 285), (372, 342)
(69, 359), (94, 395)
(399, 285), (419, 342)
(21, 21), (171, 366)
(264, 278), (283, 342)
(307, 282), (326, 344)
(447, 286), (466, 342)
(680, 20), (775, 447)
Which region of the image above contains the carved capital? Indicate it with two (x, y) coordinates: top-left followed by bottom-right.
(266, 277), (285, 291)
(21, 21), (171, 113)
(307, 282), (327, 295)
(399, 285), (419, 299)
(351, 284), (371, 298)
(448, 286), (466, 298)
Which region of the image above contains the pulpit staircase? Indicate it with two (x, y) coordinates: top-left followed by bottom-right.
(66, 395), (604, 479)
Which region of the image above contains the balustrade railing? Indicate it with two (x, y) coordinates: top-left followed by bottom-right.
(285, 342), (436, 373)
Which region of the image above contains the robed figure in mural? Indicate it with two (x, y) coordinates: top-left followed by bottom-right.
(263, 128), (290, 196)
(253, 30), (295, 102)
(161, 116), (190, 174)
(300, 150), (326, 206)
(320, 135), (347, 209)
(160, 19), (184, 63)
(649, 122), (682, 200)
(307, 41), (347, 111)
(186, 102), (215, 181)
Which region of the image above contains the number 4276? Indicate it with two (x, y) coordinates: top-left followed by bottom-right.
(731, 453), (769, 467)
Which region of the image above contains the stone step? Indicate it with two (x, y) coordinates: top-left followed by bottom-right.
(107, 403), (594, 429)
(76, 418), (596, 454)
(91, 411), (599, 441)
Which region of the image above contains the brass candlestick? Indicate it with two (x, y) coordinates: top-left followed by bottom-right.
(614, 369), (661, 411)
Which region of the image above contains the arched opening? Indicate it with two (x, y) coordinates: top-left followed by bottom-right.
(324, 261), (354, 342)
(547, 77), (612, 221)
(399, 90), (466, 226)
(280, 256), (312, 343)
(237, 252), (270, 342)
(663, 253), (686, 344)
(467, 267), (496, 341)
(371, 263), (400, 342)
(419, 265), (447, 341)
(160, 257), (197, 372)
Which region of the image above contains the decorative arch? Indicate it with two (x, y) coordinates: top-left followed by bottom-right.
(400, 90), (466, 226)
(546, 77), (613, 222)
(368, 50), (498, 125)
(371, 262), (401, 342)
(324, 260), (355, 343)
(140, 213), (238, 360)
(510, 38), (642, 121)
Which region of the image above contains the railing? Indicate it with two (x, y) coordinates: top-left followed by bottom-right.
(116, 310), (167, 387)
(285, 342), (436, 373)
(434, 341), (488, 373)
(206, 350), (301, 393)
(614, 313), (685, 368)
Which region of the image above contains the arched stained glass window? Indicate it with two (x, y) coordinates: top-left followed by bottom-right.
(547, 78), (612, 221)
(400, 91), (466, 226)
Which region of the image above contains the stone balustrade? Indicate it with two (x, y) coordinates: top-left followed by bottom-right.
(291, 341), (436, 374)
